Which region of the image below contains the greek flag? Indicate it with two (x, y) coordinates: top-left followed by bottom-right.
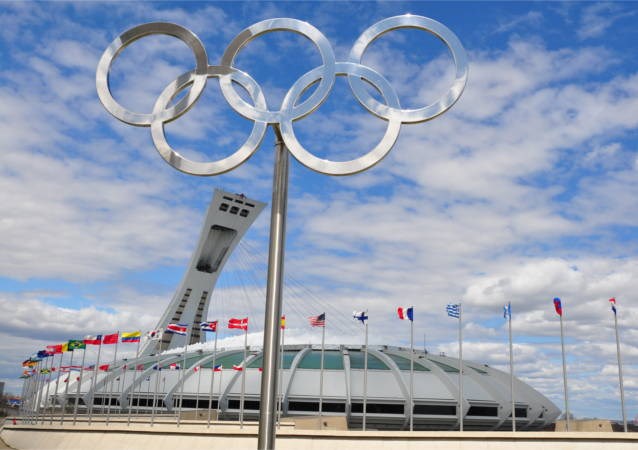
(446, 303), (460, 319)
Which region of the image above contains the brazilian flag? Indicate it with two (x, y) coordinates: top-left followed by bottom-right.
(67, 340), (86, 351)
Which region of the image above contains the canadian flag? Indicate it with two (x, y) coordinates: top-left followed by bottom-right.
(228, 317), (248, 331)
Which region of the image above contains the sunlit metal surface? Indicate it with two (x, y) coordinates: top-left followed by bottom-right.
(96, 15), (468, 176)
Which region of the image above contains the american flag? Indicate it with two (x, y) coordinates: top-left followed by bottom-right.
(308, 313), (325, 327)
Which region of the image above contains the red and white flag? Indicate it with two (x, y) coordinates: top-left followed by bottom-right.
(232, 364), (243, 371)
(166, 323), (188, 336)
(228, 317), (248, 331)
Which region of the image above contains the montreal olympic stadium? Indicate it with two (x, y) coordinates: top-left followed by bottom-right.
(46, 343), (560, 431)
(34, 190), (560, 430)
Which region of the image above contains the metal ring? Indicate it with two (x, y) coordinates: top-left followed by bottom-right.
(280, 62), (402, 175)
(150, 66), (268, 176)
(96, 22), (209, 126)
(219, 18), (336, 124)
(347, 15), (469, 124)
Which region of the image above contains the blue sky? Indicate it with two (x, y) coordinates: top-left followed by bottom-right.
(1, 1), (637, 421)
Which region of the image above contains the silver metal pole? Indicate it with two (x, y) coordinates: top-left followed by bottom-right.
(72, 347), (87, 425)
(257, 127), (289, 450)
(508, 304), (515, 432)
(363, 320), (368, 431)
(34, 359), (46, 423)
(207, 330), (218, 428)
(613, 309), (627, 432)
(177, 327), (192, 427)
(277, 319), (285, 429)
(319, 320), (326, 428)
(42, 357), (53, 424)
(150, 351), (161, 427)
(60, 349), (75, 425)
(409, 318), (414, 432)
(240, 327), (248, 429)
(127, 338), (142, 426)
(195, 362), (202, 419)
(559, 312), (570, 431)
(50, 353), (63, 425)
(458, 303), (463, 432)
(105, 336), (119, 425)
(88, 340), (102, 425)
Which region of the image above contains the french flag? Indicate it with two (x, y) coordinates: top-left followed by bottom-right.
(397, 306), (414, 321)
(166, 323), (189, 335)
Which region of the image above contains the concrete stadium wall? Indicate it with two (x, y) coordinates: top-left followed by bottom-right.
(2, 422), (638, 450)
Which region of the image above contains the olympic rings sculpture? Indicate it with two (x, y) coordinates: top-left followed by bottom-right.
(97, 15), (468, 176)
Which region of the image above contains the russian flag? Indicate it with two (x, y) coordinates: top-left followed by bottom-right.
(397, 306), (414, 321)
(553, 297), (563, 316)
(166, 323), (189, 336)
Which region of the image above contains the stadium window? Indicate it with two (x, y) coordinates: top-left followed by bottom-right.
(467, 405), (498, 417)
(240, 209), (249, 217)
(219, 203), (229, 211)
(413, 404), (457, 415)
(230, 206), (239, 214)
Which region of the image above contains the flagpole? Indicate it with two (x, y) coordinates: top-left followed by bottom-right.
(105, 334), (119, 426)
(177, 327), (192, 427)
(207, 329), (218, 428)
(508, 303), (515, 432)
(240, 325), (248, 429)
(363, 319), (368, 432)
(277, 318), (285, 429)
(127, 337), (142, 426)
(72, 346), (87, 425)
(88, 337), (102, 425)
(33, 359), (45, 423)
(59, 349), (75, 425)
(195, 361), (202, 419)
(458, 302), (463, 432)
(612, 305), (627, 432)
(319, 318), (326, 429)
(42, 356), (53, 424)
(51, 352), (63, 425)
(150, 350), (161, 427)
(409, 315), (414, 432)
(559, 310), (570, 431)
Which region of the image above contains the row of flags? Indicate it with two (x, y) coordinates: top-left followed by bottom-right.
(20, 298), (623, 370)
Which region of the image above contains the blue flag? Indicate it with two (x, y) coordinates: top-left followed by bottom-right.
(503, 302), (511, 319)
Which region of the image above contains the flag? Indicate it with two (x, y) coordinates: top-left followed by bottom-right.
(353, 311), (368, 323)
(281, 315), (286, 330)
(553, 297), (563, 316)
(22, 359), (37, 368)
(99, 364), (110, 371)
(446, 303), (460, 318)
(136, 364), (144, 371)
(121, 331), (141, 343)
(228, 317), (248, 331)
(102, 333), (119, 345)
(258, 367), (263, 372)
(308, 313), (325, 327)
(200, 321), (218, 333)
(609, 298), (617, 315)
(166, 323), (188, 336)
(146, 329), (163, 340)
(503, 302), (511, 319)
(67, 340), (86, 351)
(169, 363), (180, 370)
(36, 350), (50, 359)
(46, 344), (63, 354)
(397, 306), (414, 321)
(40, 368), (51, 374)
(61, 342), (70, 352)
(193, 366), (200, 372)
(213, 364), (223, 372)
(83, 335), (102, 345)
(232, 364), (243, 371)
